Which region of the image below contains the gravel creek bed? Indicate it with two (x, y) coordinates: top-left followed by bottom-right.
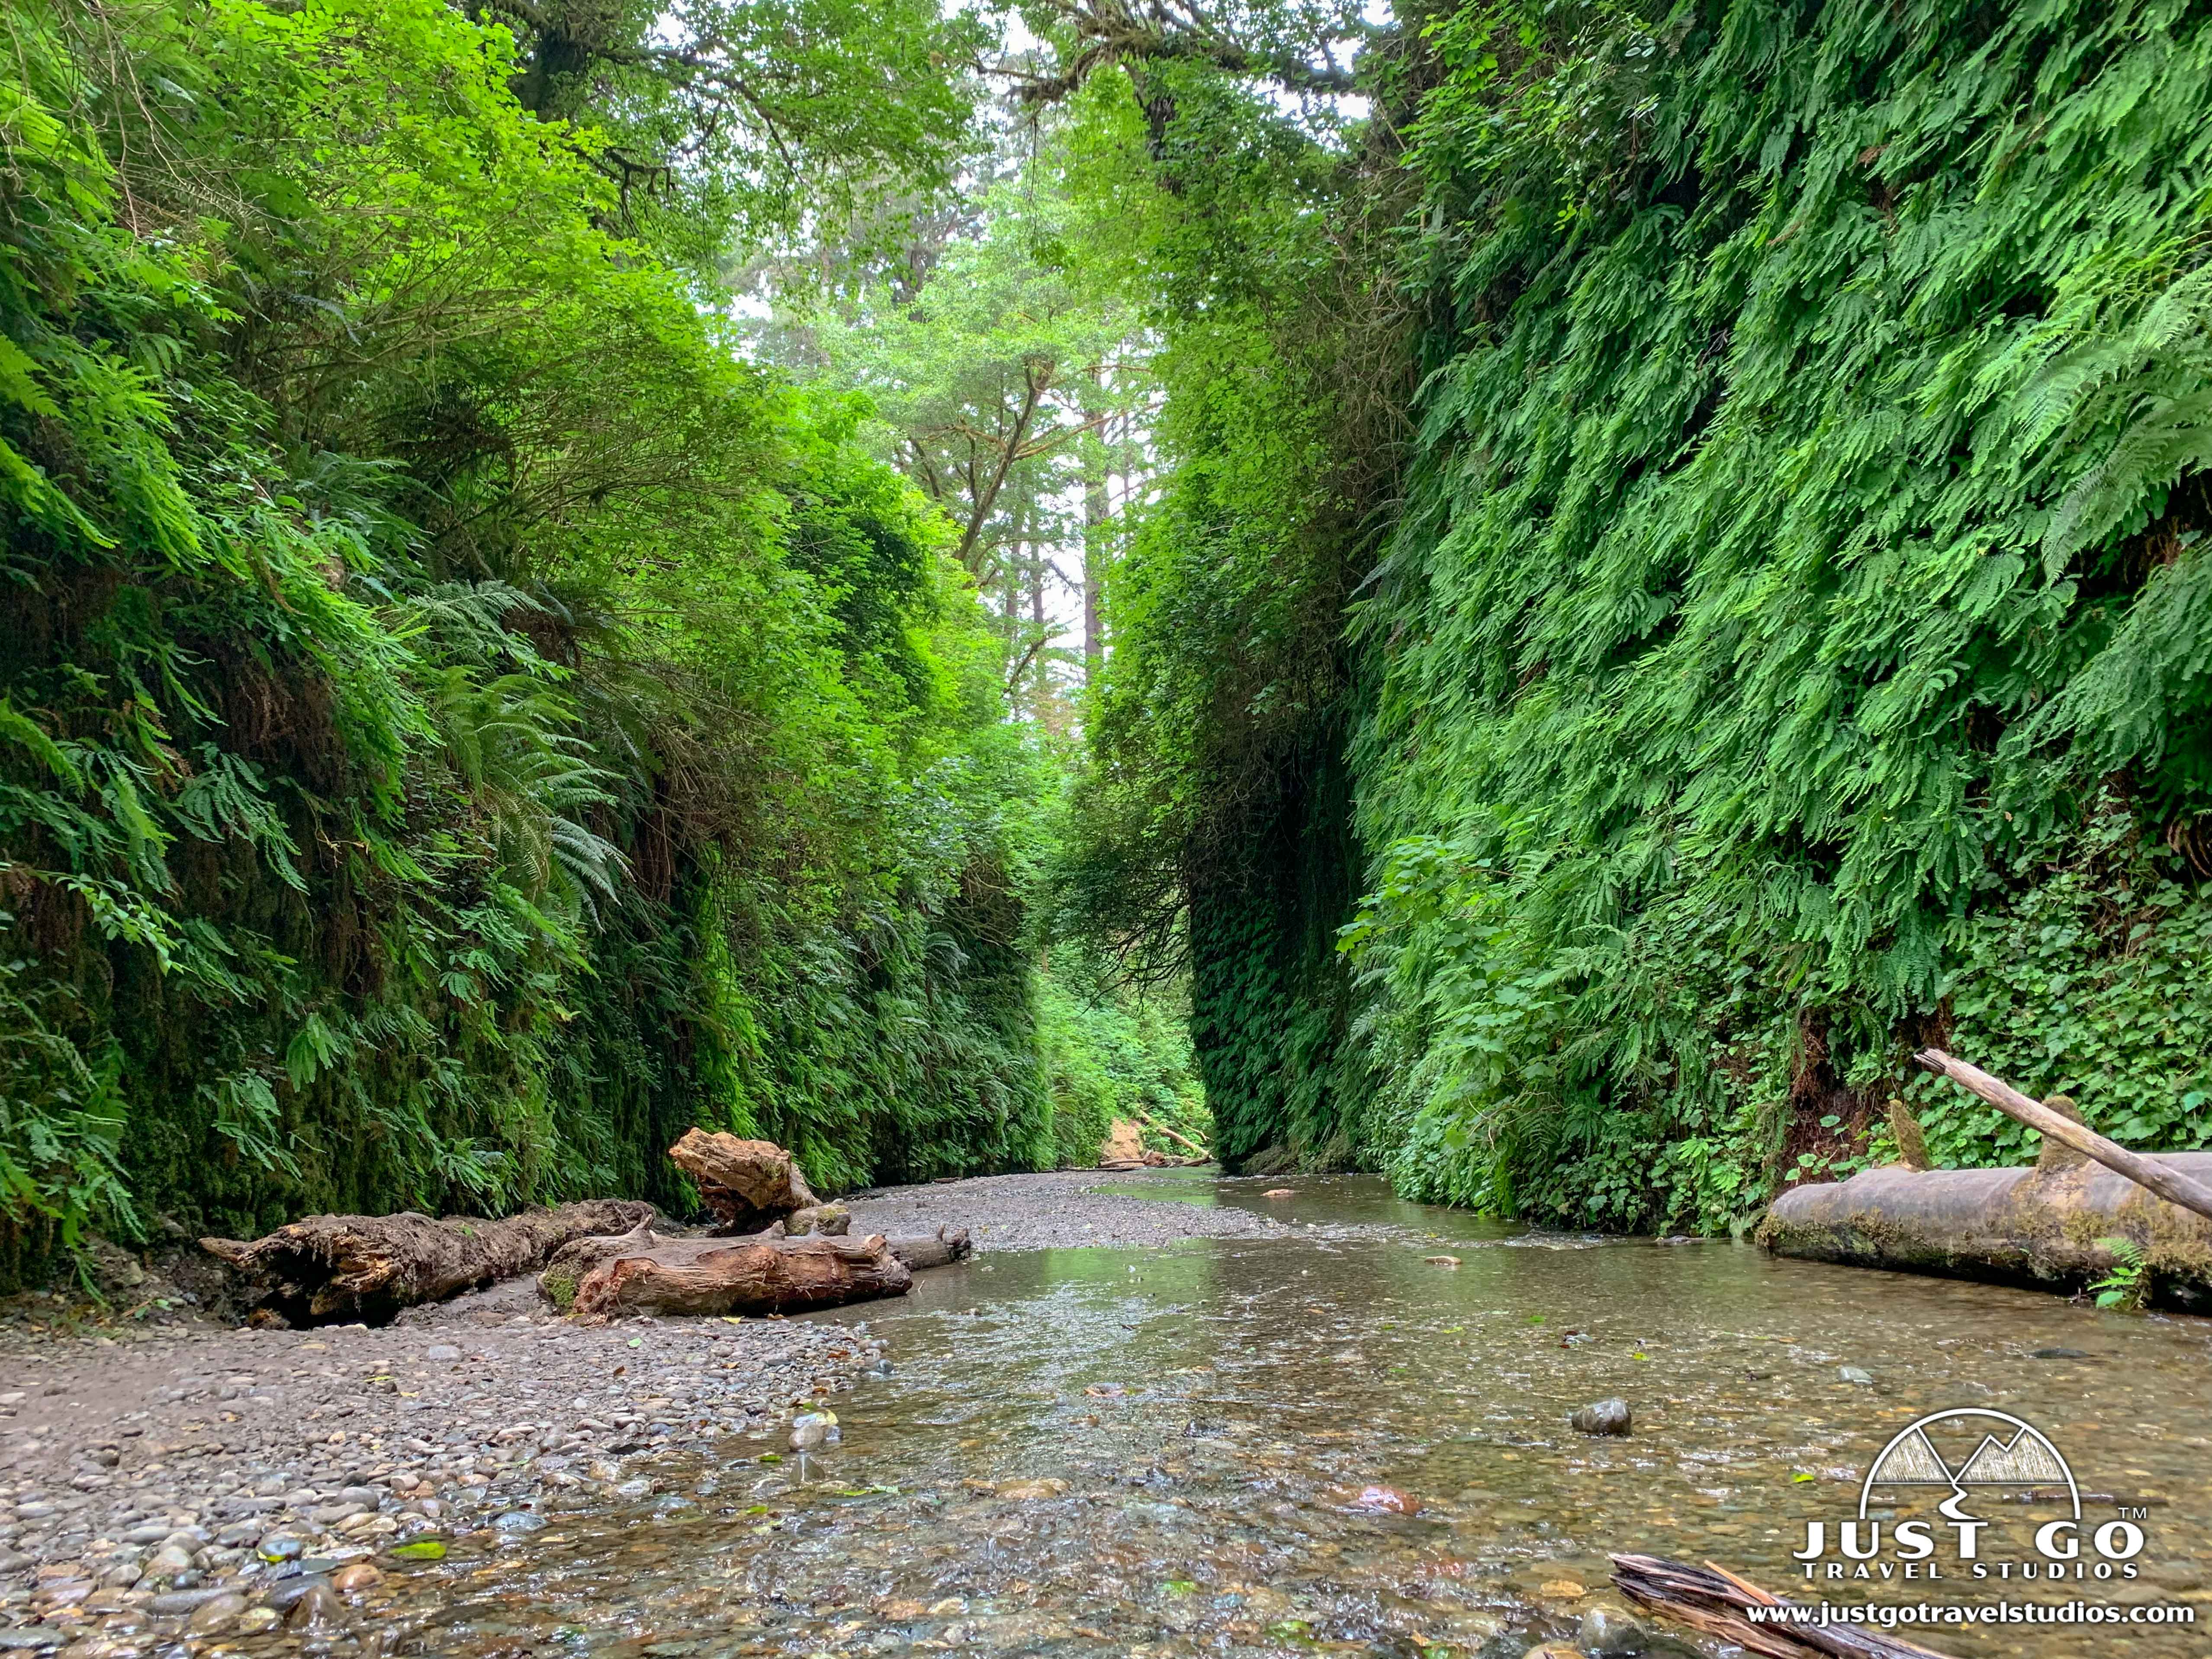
(0, 1170), (1336, 1656)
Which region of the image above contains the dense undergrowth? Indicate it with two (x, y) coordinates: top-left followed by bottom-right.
(1074, 0), (2212, 1225)
(0, 0), (1203, 1284)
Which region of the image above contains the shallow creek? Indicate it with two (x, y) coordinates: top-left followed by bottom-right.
(370, 1174), (2212, 1658)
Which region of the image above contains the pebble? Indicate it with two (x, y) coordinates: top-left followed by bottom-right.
(138, 1542), (196, 1577)
(186, 1589), (249, 1633)
(1838, 1366), (1874, 1386)
(424, 1344), (463, 1362)
(331, 1562), (381, 1591)
(1578, 1604), (1649, 1656)
(1569, 1398), (1632, 1437)
(493, 1511), (547, 1534)
(148, 1585), (237, 1614)
(261, 1573), (334, 1613)
(257, 1532), (305, 1561)
(286, 1579), (347, 1631)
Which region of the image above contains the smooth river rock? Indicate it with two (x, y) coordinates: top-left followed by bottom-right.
(1568, 1397), (1632, 1436)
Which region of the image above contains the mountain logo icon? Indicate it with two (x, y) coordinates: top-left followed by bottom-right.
(1858, 1408), (2079, 1521)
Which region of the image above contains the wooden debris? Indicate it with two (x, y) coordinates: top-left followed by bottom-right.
(1611, 1553), (1959, 1659)
(554, 1229), (913, 1318)
(1914, 1048), (2212, 1223)
(668, 1129), (820, 1232)
(886, 1225), (973, 1270)
(538, 1222), (972, 1316)
(1883, 1097), (1932, 1171)
(200, 1199), (654, 1326)
(1135, 1113), (1212, 1160)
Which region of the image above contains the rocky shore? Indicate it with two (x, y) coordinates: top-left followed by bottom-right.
(0, 1169), (1292, 1653)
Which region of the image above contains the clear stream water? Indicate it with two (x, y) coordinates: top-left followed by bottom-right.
(362, 1174), (2210, 1658)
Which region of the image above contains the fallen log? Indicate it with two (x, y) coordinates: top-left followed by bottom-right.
(559, 1230), (913, 1318)
(1135, 1113), (1212, 1160)
(887, 1225), (972, 1270)
(1762, 1056), (2212, 1307)
(1611, 1553), (1958, 1659)
(1913, 1048), (2212, 1223)
(668, 1129), (820, 1232)
(201, 1199), (654, 1326)
(537, 1224), (970, 1315)
(1761, 1154), (2212, 1308)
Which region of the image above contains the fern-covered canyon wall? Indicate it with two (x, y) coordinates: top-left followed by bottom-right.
(1083, 0), (2212, 1226)
(0, 0), (1208, 1284)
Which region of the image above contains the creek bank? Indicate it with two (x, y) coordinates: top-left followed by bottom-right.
(0, 1170), (1326, 1651)
(0, 1281), (880, 1650)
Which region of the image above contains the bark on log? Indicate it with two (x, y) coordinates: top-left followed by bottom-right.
(668, 1129), (820, 1232)
(554, 1230), (913, 1318)
(1611, 1554), (1958, 1659)
(201, 1199), (654, 1327)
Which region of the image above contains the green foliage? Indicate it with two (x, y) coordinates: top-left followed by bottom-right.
(0, 0), (1055, 1278)
(1338, 0), (2212, 1228)
(1063, 63), (1408, 1170)
(2090, 1236), (2148, 1311)
(1077, 0), (2212, 1224)
(1035, 950), (1210, 1167)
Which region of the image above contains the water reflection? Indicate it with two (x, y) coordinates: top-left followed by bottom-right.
(368, 1176), (2210, 1658)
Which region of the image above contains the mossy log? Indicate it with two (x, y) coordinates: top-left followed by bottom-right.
(1612, 1553), (1957, 1658)
(1759, 1153), (2212, 1309)
(668, 1129), (819, 1232)
(201, 1199), (655, 1326)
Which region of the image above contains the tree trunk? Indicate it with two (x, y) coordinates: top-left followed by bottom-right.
(1081, 391), (1109, 683)
(201, 1199), (654, 1327)
(667, 1129), (820, 1232)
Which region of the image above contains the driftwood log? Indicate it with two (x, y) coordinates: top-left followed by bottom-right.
(543, 1228), (907, 1318)
(201, 1199), (654, 1326)
(537, 1222), (972, 1317)
(668, 1129), (820, 1232)
(1611, 1554), (1958, 1659)
(885, 1225), (972, 1270)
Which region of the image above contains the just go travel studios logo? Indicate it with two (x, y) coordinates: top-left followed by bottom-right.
(1794, 1408), (2151, 1585)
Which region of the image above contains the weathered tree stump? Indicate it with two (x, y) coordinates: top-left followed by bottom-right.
(201, 1199), (654, 1326)
(668, 1129), (820, 1232)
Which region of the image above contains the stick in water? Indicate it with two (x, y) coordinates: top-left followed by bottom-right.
(1912, 1048), (2212, 1224)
